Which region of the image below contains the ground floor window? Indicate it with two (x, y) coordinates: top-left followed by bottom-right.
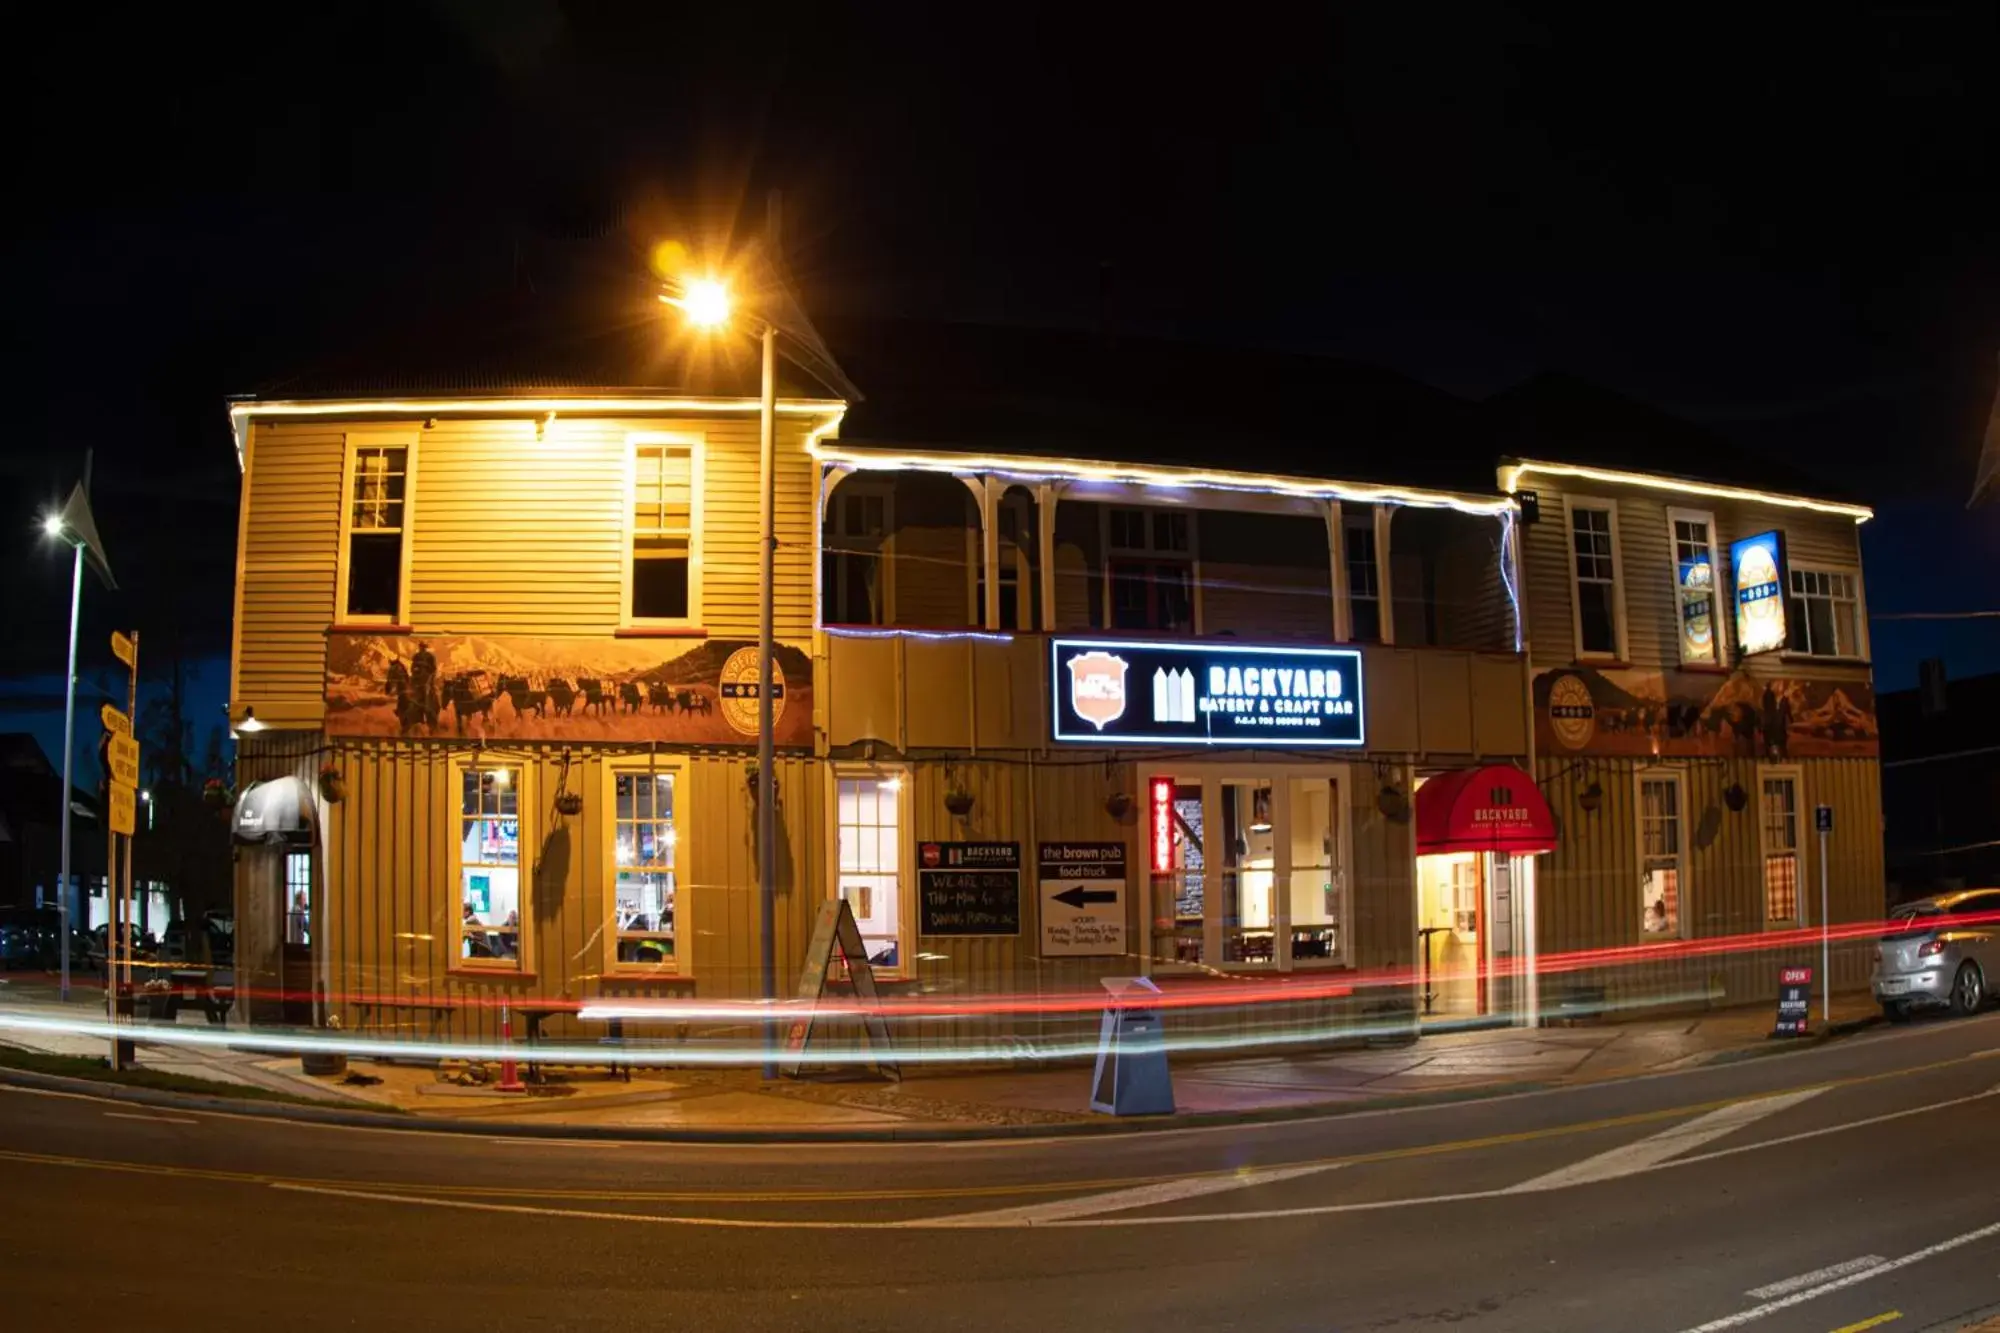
(456, 763), (525, 966)
(285, 852), (311, 946)
(610, 765), (679, 969)
(834, 771), (905, 971)
(1638, 772), (1684, 937)
(1761, 768), (1802, 926)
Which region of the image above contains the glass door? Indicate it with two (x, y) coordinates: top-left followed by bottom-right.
(1144, 765), (1352, 972)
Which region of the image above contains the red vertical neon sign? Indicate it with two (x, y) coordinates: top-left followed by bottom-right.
(1149, 778), (1174, 874)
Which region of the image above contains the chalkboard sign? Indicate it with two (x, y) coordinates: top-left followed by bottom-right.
(1773, 966), (1813, 1037)
(918, 841), (1021, 936)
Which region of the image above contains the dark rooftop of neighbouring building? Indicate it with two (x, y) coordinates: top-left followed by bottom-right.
(1485, 372), (1862, 503)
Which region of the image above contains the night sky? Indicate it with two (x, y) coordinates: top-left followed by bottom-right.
(6, 3), (1996, 778)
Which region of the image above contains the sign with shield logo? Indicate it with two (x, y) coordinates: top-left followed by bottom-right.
(1066, 650), (1129, 731)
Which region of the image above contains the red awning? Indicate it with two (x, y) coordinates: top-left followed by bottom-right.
(1414, 764), (1557, 856)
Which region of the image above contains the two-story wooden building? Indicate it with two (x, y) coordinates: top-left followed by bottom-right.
(226, 316), (1563, 1056)
(1491, 377), (1885, 1009)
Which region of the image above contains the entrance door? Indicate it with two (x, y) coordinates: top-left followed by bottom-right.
(1145, 765), (1352, 971)
(1415, 852), (1484, 1020)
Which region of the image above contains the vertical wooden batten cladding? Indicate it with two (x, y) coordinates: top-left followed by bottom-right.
(1534, 755), (1885, 1009)
(313, 740), (822, 1042)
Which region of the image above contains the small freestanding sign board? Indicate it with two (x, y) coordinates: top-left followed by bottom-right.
(1090, 977), (1174, 1116)
(1773, 966), (1814, 1037)
(780, 899), (898, 1080)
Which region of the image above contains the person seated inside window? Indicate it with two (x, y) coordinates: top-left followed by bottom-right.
(1644, 900), (1672, 934)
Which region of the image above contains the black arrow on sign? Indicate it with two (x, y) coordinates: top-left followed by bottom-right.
(1052, 885), (1118, 909)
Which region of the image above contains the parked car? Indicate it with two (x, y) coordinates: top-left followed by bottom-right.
(1873, 888), (2000, 1021)
(86, 923), (156, 974)
(0, 907), (90, 971)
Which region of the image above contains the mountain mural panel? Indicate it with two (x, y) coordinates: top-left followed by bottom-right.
(324, 632), (814, 746)
(1534, 666), (1877, 758)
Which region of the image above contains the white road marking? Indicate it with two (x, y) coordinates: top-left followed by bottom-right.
(103, 1112), (198, 1125)
(1505, 1087), (1826, 1192)
(911, 1162), (1345, 1227)
(1745, 1255), (1886, 1298)
(1675, 1219), (2000, 1332)
(261, 1084), (2000, 1230)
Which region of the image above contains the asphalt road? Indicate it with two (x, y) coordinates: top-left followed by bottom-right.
(4, 1014), (1999, 1332)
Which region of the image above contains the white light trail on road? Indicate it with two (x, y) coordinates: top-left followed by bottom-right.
(912, 1162), (1346, 1227)
(1503, 1087), (1826, 1193)
(1674, 1219), (2000, 1332)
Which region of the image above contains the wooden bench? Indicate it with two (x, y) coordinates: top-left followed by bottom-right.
(350, 997), (457, 1053)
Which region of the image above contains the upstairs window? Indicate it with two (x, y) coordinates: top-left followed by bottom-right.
(628, 437), (702, 624)
(1106, 506), (1196, 634)
(339, 438), (411, 622)
(1568, 500), (1623, 659)
(1786, 566), (1864, 659)
(1343, 513), (1382, 643)
(824, 486), (891, 625)
(1668, 509), (1722, 666)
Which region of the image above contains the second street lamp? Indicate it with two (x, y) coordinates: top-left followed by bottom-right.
(661, 276), (782, 1078)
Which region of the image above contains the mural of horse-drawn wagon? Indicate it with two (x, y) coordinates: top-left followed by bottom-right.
(324, 632), (812, 745)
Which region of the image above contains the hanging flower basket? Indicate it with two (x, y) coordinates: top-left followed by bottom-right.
(202, 778), (230, 811)
(318, 765), (348, 804)
(554, 790), (584, 817)
(1104, 791), (1135, 821)
(944, 788), (976, 818)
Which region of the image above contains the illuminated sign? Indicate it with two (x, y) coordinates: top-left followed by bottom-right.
(1730, 530), (1789, 657)
(1149, 778), (1174, 874)
(1051, 639), (1365, 746)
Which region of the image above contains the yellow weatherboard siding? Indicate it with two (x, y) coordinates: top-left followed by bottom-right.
(231, 409), (827, 726)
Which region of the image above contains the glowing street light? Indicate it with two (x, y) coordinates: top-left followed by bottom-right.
(41, 512), (64, 539)
(673, 278), (732, 329)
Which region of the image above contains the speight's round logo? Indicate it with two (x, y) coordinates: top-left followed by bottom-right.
(1547, 673), (1596, 750)
(718, 646), (784, 738)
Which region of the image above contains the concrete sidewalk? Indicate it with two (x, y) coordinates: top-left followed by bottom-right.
(1, 967), (1888, 1133)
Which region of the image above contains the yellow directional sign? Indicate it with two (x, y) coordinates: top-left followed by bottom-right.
(111, 631), (137, 670)
(100, 704), (130, 737)
(108, 782), (136, 837)
(108, 735), (140, 790)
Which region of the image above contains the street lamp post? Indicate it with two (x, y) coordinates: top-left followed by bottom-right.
(664, 277), (781, 1077)
(53, 532), (83, 1003)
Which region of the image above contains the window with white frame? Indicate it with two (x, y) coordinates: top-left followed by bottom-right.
(284, 852), (312, 946)
(1638, 772), (1684, 937)
(629, 438), (701, 624)
(1786, 566), (1864, 659)
(835, 773), (904, 971)
(610, 766), (679, 969)
(456, 764), (525, 966)
(339, 437), (411, 622)
(1761, 771), (1801, 925)
(1105, 506), (1196, 633)
(1343, 512), (1382, 644)
(1568, 501), (1623, 658)
(823, 485), (890, 625)
(1668, 510), (1722, 666)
